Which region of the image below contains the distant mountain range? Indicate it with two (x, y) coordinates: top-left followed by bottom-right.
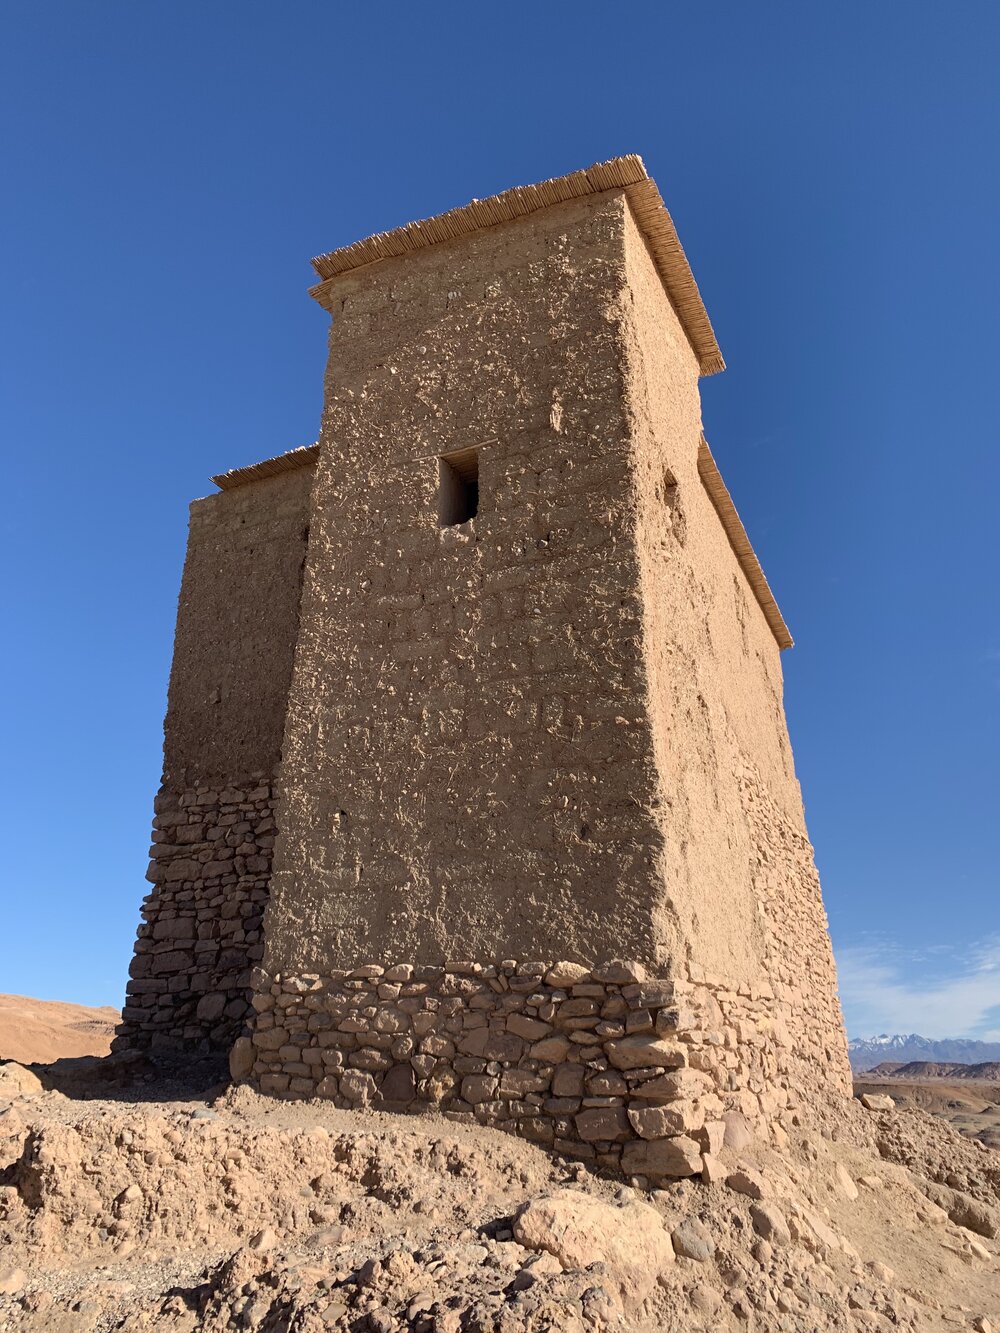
(849, 1033), (1000, 1072)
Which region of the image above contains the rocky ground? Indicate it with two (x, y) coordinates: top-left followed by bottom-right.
(0, 1054), (998, 1331)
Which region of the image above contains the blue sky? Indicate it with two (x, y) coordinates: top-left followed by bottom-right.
(1, 3), (997, 1037)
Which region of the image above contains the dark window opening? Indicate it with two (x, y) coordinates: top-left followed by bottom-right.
(438, 447), (479, 526)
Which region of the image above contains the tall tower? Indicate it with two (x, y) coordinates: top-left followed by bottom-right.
(121, 158), (850, 1181)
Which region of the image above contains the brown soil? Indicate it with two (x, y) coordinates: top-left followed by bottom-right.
(1, 1054), (998, 1331)
(0, 994), (119, 1064)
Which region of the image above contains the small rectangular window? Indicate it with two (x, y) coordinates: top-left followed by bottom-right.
(438, 447), (479, 526)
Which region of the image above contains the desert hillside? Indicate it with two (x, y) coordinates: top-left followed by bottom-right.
(855, 1074), (1000, 1152)
(0, 993), (119, 1064)
(0, 1054), (998, 1331)
(868, 1061), (1000, 1081)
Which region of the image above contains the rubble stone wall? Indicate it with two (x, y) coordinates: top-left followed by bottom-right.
(117, 465), (314, 1052)
(117, 780), (274, 1052)
(247, 956), (820, 1185)
(733, 762), (852, 1097)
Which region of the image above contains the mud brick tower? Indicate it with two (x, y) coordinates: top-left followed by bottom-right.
(119, 157), (851, 1181)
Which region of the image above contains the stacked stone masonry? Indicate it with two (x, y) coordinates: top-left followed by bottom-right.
(116, 446), (313, 1053)
(250, 954), (840, 1187)
(734, 762), (851, 1100)
(116, 780), (275, 1052)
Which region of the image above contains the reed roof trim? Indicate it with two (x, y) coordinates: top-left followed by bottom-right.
(211, 444), (319, 491)
(698, 437), (793, 650)
(309, 155), (724, 377)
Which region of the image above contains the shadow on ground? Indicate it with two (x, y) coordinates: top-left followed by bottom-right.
(11, 1049), (229, 1106)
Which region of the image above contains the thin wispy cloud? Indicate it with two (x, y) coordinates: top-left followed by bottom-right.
(835, 935), (1000, 1040)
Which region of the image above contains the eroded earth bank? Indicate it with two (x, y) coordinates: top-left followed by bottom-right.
(0, 1054), (999, 1332)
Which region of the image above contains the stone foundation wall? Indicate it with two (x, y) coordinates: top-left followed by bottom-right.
(735, 762), (853, 1100)
(246, 956), (829, 1185)
(115, 779), (275, 1053)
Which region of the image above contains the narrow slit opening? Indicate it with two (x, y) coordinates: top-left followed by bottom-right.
(438, 448), (479, 526)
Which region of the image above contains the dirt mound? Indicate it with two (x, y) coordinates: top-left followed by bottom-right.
(0, 994), (119, 1064)
(0, 1064), (998, 1331)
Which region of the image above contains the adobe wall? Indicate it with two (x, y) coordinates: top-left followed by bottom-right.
(246, 191), (849, 1179)
(117, 465), (313, 1053)
(262, 192), (673, 975)
(113, 163), (849, 1183)
(619, 200), (851, 1098)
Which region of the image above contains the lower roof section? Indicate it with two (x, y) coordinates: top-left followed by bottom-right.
(211, 444), (319, 492)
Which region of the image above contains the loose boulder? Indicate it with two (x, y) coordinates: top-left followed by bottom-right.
(0, 1268), (27, 1296)
(622, 1135), (703, 1180)
(859, 1093), (894, 1111)
(726, 1165), (768, 1200)
(671, 1216), (715, 1262)
(513, 1189), (674, 1308)
(0, 1063), (44, 1099)
(228, 1036), (255, 1082)
(750, 1202), (791, 1246)
(722, 1110), (753, 1152)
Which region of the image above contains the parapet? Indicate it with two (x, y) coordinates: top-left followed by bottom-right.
(309, 155), (725, 377)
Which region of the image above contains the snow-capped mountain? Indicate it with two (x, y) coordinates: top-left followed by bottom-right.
(848, 1033), (1000, 1072)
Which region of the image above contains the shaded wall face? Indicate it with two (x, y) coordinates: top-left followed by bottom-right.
(620, 204), (850, 1091)
(118, 467), (312, 1052)
(164, 468), (315, 789)
(620, 204), (778, 984)
(265, 193), (671, 974)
